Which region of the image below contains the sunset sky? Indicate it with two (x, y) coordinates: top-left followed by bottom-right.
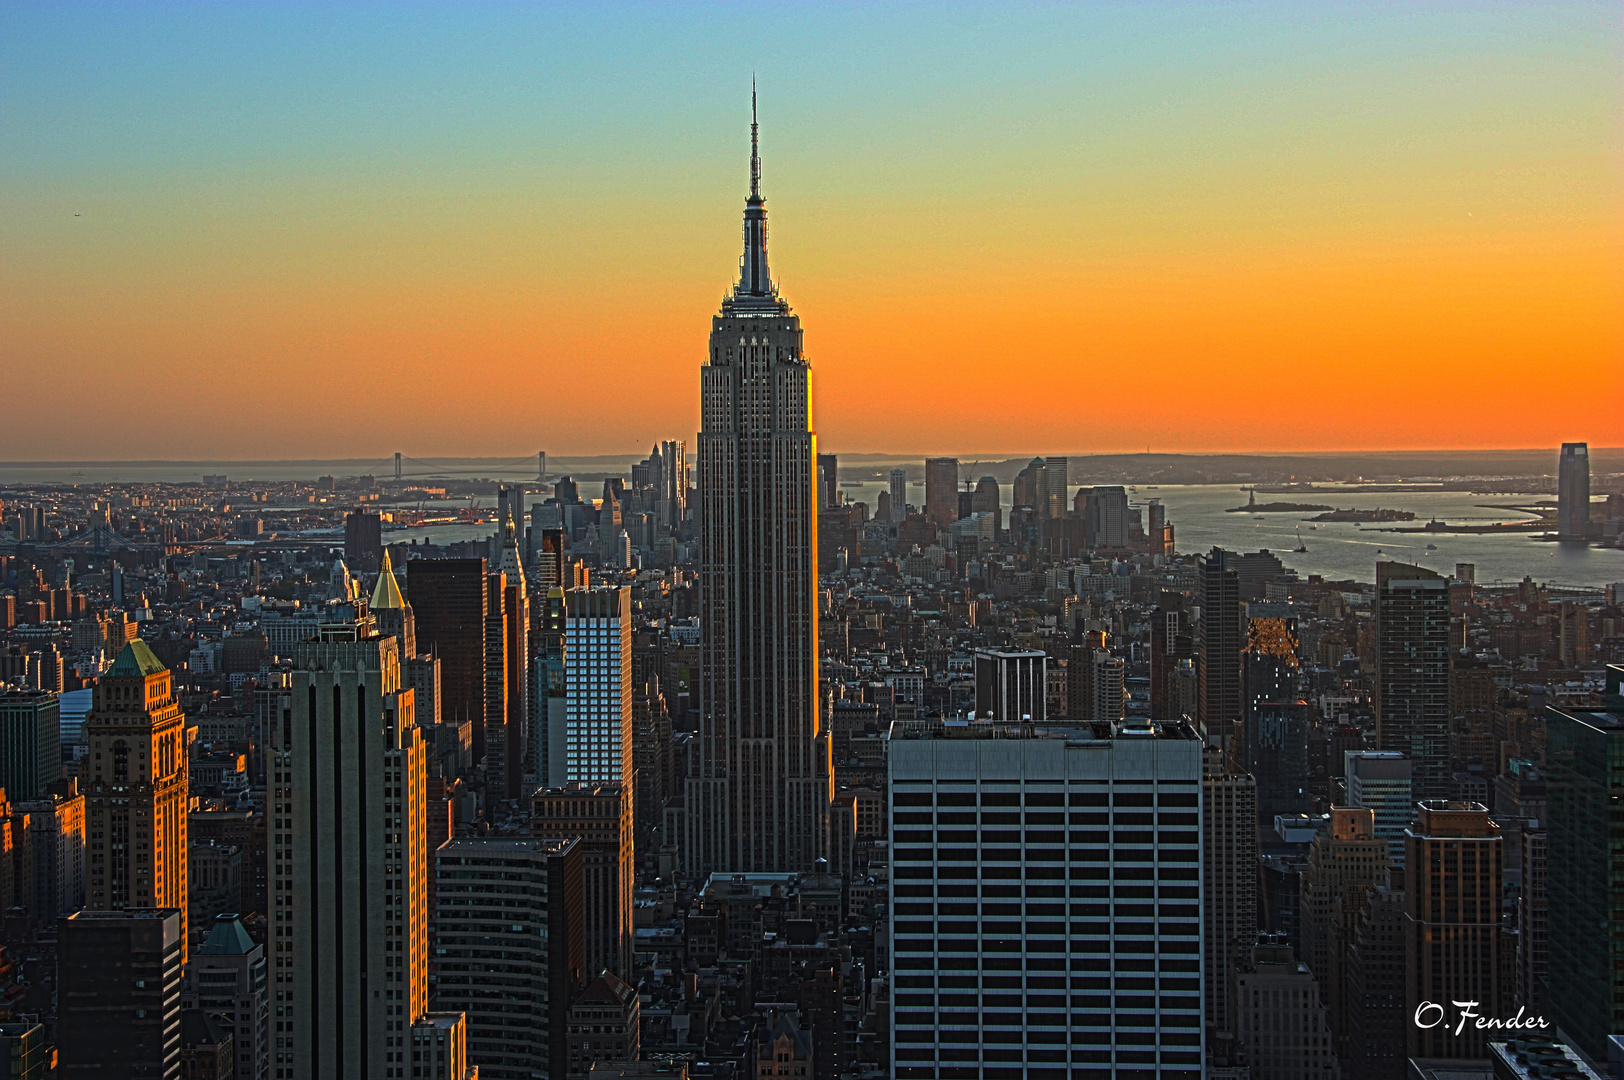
(3, 2), (1621, 460)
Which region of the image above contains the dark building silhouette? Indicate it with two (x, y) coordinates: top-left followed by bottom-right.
(58, 908), (185, 1078)
(1375, 561), (1451, 800)
(343, 510), (383, 574)
(408, 558), (490, 762)
(1557, 442), (1591, 539)
(1199, 547), (1245, 752)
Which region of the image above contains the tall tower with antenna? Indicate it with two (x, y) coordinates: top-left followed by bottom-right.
(687, 84), (830, 877)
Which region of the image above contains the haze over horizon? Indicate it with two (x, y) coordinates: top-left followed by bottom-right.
(4, 1), (1621, 460)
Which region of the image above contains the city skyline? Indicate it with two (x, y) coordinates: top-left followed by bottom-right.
(4, 2), (1621, 460)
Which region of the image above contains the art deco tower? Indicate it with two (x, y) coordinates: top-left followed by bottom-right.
(686, 88), (830, 876)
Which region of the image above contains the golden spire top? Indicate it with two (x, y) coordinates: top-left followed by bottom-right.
(370, 549), (406, 610)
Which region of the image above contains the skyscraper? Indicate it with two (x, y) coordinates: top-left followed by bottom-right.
(687, 89), (830, 877)
(83, 640), (189, 955)
(1040, 457), (1068, 519)
(1403, 801), (1507, 1062)
(58, 908), (185, 1078)
(817, 453), (839, 508)
(0, 686), (61, 800)
(1375, 561), (1451, 800)
(1545, 666), (1624, 1061)
(888, 468), (907, 524)
(888, 719), (1204, 1078)
(531, 785), (632, 979)
(971, 475), (1001, 538)
(564, 586), (632, 785)
(271, 628), (469, 1078)
(1204, 746), (1258, 1037)
(1198, 548), (1245, 753)
(1557, 442), (1591, 540)
(923, 457), (959, 528)
(344, 509), (383, 573)
(409, 558), (489, 762)
(370, 549), (416, 663)
(658, 438), (688, 531)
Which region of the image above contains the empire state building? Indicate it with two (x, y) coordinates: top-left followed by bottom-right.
(686, 90), (831, 876)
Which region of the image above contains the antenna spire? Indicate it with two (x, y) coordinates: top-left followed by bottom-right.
(750, 75), (760, 199)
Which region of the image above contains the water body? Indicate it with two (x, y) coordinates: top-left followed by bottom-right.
(834, 482), (1623, 590)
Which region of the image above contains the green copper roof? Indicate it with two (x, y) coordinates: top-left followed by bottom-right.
(197, 914), (256, 955)
(109, 639), (167, 677)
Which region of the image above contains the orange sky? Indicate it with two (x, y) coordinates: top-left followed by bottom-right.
(2, 3), (1621, 459)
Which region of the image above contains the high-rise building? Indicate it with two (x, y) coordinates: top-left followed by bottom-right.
(1082, 485), (1128, 549)
(923, 457), (959, 528)
(344, 510), (383, 573)
(1343, 871), (1407, 1080)
(888, 719), (1204, 1079)
(1346, 751), (1414, 865)
(534, 585), (568, 788)
(1375, 561), (1451, 801)
(1245, 605), (1308, 821)
(1557, 442), (1591, 540)
(181, 913), (269, 1080)
(532, 785), (632, 978)
(973, 648), (1046, 723)
(1404, 800), (1507, 1062)
(1065, 646), (1125, 725)
(272, 630), (448, 1078)
(0, 687), (60, 800)
(1040, 456), (1068, 520)
(493, 513), (531, 800)
(971, 475), (1001, 539)
(1545, 667), (1624, 1061)
(1199, 548), (1245, 752)
(565, 973), (640, 1079)
(15, 777), (86, 926)
(58, 908), (185, 1078)
(687, 91), (830, 877)
(888, 468), (908, 524)
(1298, 807), (1391, 1065)
(563, 587), (632, 785)
(1150, 593), (1193, 724)
(817, 453), (839, 509)
(370, 550), (416, 663)
(1204, 747), (1258, 1037)
(408, 559), (490, 761)
(658, 439), (688, 531)
(434, 837), (585, 1080)
(83, 640), (190, 955)
(1230, 936), (1338, 1079)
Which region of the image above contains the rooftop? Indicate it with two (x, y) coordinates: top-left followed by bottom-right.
(108, 639), (167, 677)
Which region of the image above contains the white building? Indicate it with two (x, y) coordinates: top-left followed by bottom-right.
(564, 587), (632, 784)
(888, 718), (1204, 1078)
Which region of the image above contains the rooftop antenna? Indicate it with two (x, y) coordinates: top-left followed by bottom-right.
(750, 75), (760, 199)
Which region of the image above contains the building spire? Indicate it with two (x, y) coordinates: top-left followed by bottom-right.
(750, 75), (760, 200)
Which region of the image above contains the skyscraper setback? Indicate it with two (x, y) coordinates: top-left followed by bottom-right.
(686, 91), (831, 877)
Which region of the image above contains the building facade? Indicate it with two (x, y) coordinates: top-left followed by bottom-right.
(1557, 442), (1591, 539)
(83, 641), (189, 954)
(1376, 562), (1451, 801)
(58, 908), (185, 1078)
(564, 588), (633, 785)
(0, 688), (60, 801)
(888, 719), (1204, 1078)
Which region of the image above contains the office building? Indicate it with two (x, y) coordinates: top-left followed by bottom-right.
(1299, 807), (1390, 1064)
(1082, 486), (1128, 550)
(564, 587), (632, 785)
(973, 648), (1046, 723)
(344, 510), (383, 573)
(657, 439), (688, 530)
(1346, 751), (1414, 865)
(924, 457), (959, 528)
(1557, 442), (1591, 540)
(435, 837), (585, 1080)
(485, 572), (512, 797)
(181, 913), (269, 1080)
(817, 453), (839, 508)
(1545, 667), (1624, 1061)
(1204, 747), (1258, 1036)
(370, 550), (416, 663)
(888, 718), (1204, 1079)
(1231, 936), (1337, 1080)
(533, 785), (633, 978)
(57, 908), (185, 1079)
(0, 688), (59, 801)
(971, 475), (1001, 539)
(272, 630), (445, 1078)
(409, 558), (490, 761)
(888, 468), (908, 524)
(0, 1021), (44, 1080)
(1376, 561), (1451, 801)
(1199, 548), (1245, 751)
(1342, 871), (1407, 1080)
(535, 585), (568, 788)
(1066, 646), (1125, 725)
(687, 94), (831, 878)
(1404, 801), (1507, 1062)
(564, 973), (640, 1079)
(15, 777), (86, 926)
(1241, 607), (1308, 815)
(83, 640), (190, 954)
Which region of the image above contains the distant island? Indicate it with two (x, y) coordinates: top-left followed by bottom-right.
(1225, 502), (1334, 513)
(1310, 507), (1417, 522)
